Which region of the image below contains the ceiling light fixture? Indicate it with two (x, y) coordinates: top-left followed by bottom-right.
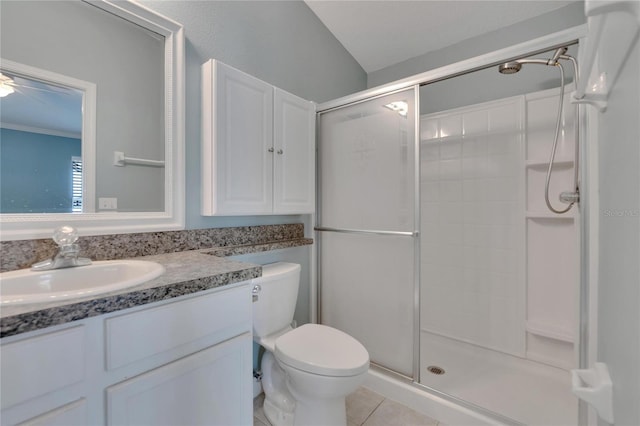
(384, 101), (408, 117)
(0, 73), (16, 97)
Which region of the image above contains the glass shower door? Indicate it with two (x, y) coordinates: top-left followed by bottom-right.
(317, 88), (418, 377)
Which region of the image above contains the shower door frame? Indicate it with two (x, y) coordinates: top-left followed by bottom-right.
(315, 23), (595, 425)
(315, 85), (421, 379)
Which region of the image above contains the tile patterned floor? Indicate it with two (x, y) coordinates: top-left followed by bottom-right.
(254, 386), (441, 426)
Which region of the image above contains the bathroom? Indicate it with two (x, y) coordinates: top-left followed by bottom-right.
(0, 1), (638, 425)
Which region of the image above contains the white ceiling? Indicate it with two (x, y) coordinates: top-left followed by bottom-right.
(0, 73), (82, 137)
(305, 1), (578, 73)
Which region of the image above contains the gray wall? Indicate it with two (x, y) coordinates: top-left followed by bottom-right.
(368, 2), (586, 89)
(135, 0), (365, 332)
(1, 1), (165, 212)
(596, 22), (640, 426)
(139, 0), (367, 230)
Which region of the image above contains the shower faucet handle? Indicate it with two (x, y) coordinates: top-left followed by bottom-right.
(560, 191), (580, 204)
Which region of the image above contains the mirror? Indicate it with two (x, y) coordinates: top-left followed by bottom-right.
(1, 61), (97, 214)
(0, 0), (184, 240)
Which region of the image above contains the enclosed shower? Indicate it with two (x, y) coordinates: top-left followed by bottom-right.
(316, 42), (584, 425)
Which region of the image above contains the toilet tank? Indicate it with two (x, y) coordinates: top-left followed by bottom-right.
(252, 262), (301, 339)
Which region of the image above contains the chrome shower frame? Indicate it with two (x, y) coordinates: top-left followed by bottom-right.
(314, 24), (592, 426)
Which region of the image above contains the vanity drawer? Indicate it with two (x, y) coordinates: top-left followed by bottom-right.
(0, 326), (85, 410)
(106, 333), (252, 425)
(105, 283), (251, 371)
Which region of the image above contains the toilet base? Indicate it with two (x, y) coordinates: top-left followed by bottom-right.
(261, 352), (295, 426)
(259, 351), (355, 426)
(264, 396), (295, 426)
(257, 324), (369, 426)
(291, 396), (347, 426)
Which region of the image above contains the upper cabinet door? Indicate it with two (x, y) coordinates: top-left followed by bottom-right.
(202, 60), (274, 215)
(273, 89), (316, 214)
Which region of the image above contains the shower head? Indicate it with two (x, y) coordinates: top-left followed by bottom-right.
(498, 62), (522, 74)
(498, 47), (570, 75)
(497, 58), (554, 75)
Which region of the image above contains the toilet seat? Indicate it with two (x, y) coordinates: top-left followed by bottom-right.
(255, 326), (293, 352)
(274, 324), (369, 377)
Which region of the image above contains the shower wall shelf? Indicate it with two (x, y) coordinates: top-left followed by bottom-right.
(573, 0), (640, 112)
(526, 212), (575, 220)
(526, 321), (574, 343)
(525, 159), (574, 169)
(524, 86), (578, 372)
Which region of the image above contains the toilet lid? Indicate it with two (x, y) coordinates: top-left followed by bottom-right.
(274, 324), (369, 377)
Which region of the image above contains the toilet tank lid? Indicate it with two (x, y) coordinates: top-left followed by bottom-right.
(259, 262), (301, 279)
(275, 324), (369, 377)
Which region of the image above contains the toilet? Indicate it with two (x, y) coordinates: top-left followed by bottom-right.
(252, 262), (369, 426)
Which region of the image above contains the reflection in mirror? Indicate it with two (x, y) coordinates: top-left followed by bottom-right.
(0, 0), (185, 240)
(0, 63), (94, 214)
(1, 0), (164, 214)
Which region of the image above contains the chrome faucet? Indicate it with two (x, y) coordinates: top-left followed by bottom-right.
(31, 226), (92, 271)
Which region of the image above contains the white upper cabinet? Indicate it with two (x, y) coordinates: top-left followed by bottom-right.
(273, 88), (315, 214)
(202, 59), (274, 215)
(201, 59), (315, 216)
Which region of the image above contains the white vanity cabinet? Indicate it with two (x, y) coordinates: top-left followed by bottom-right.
(106, 334), (250, 425)
(201, 59), (315, 216)
(0, 283), (253, 426)
(0, 326), (89, 425)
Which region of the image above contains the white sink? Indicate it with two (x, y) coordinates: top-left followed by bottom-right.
(0, 260), (165, 306)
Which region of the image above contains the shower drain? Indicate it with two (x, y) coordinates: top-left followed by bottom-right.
(426, 365), (445, 375)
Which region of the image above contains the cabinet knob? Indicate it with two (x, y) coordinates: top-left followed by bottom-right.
(267, 147), (274, 153)
(277, 149), (284, 155)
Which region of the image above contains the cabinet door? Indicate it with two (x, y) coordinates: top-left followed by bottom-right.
(273, 88), (315, 213)
(106, 333), (252, 426)
(17, 399), (87, 426)
(1, 326), (85, 410)
(202, 59), (274, 215)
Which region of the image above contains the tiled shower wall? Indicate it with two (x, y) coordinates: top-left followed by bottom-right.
(523, 87), (577, 370)
(420, 86), (577, 368)
(420, 97), (526, 357)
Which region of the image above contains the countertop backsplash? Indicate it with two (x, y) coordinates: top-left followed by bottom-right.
(0, 223), (313, 337)
(1, 223), (310, 272)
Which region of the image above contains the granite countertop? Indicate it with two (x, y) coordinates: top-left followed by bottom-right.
(0, 250), (262, 338)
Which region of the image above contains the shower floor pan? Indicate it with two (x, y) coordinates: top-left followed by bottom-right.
(419, 331), (578, 425)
